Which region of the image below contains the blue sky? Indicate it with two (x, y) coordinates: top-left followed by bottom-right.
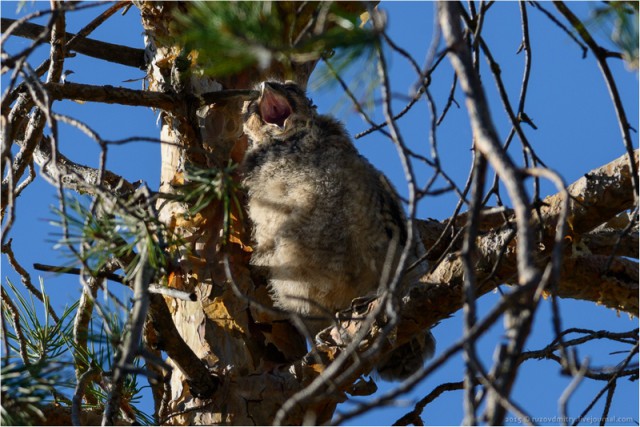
(1, 1), (638, 425)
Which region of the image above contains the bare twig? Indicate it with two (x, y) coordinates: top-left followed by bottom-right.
(102, 240), (153, 426)
(0, 286), (31, 365)
(1, 14), (145, 69)
(529, 1), (588, 58)
(461, 154), (487, 425)
(438, 3), (542, 422)
(323, 59), (392, 141)
(518, 328), (639, 369)
(572, 342), (639, 426)
(600, 380), (616, 426)
(559, 359), (589, 425)
(354, 48), (449, 140)
(436, 73), (459, 125)
(1, 240), (59, 323)
(393, 381), (464, 426)
(553, 1), (639, 202)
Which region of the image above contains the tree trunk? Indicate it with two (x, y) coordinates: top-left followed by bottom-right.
(136, 2), (343, 424)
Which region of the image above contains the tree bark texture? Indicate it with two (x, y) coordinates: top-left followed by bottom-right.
(136, 2), (352, 424)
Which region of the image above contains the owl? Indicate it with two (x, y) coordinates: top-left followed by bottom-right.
(241, 80), (435, 380)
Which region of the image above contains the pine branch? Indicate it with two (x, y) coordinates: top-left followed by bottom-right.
(424, 150), (639, 319)
(0, 17), (146, 69)
(32, 136), (139, 197)
(581, 218), (639, 257)
(40, 82), (177, 110)
(37, 82), (259, 111)
(32, 263), (197, 301)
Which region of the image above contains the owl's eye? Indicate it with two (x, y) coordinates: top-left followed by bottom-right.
(281, 83), (315, 109)
(284, 83), (305, 97)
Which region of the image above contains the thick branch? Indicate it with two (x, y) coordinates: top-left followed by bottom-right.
(539, 150), (639, 236)
(1, 17), (146, 69)
(552, 2), (639, 200)
(32, 136), (139, 197)
(557, 255), (638, 313)
(146, 294), (219, 398)
(36, 82), (258, 112)
(424, 150), (639, 318)
(581, 221), (639, 258)
(40, 82), (177, 111)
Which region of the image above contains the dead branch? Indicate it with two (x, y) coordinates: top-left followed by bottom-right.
(0, 17), (146, 69)
(393, 381), (464, 426)
(539, 150), (639, 236)
(553, 1), (639, 200)
(32, 82), (258, 112)
(32, 136), (139, 197)
(145, 293), (220, 399)
(32, 262), (196, 301)
(40, 82), (177, 110)
(423, 150), (639, 318)
(557, 255), (638, 313)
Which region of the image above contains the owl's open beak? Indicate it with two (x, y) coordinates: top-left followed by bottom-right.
(259, 83), (292, 128)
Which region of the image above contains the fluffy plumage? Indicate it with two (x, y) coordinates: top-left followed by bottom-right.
(241, 80), (435, 380)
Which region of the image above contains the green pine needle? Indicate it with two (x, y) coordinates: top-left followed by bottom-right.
(174, 1), (379, 78)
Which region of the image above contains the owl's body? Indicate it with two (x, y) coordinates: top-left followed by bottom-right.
(242, 81), (434, 380)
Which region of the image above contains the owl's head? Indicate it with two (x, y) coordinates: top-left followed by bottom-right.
(242, 80), (317, 143)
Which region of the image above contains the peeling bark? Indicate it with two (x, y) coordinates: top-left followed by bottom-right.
(136, 2), (328, 424)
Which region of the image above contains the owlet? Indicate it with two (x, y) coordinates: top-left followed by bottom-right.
(241, 80), (435, 380)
